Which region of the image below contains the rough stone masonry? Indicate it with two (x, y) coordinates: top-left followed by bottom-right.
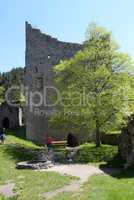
(119, 114), (134, 168)
(25, 22), (83, 143)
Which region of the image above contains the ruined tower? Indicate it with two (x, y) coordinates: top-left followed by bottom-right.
(25, 22), (83, 143)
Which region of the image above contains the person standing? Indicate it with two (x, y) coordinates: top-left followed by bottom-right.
(0, 128), (6, 144)
(45, 134), (53, 152)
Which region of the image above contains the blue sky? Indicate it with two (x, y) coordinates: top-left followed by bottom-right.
(0, 0), (134, 72)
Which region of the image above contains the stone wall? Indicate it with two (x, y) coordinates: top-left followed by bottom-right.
(25, 22), (83, 143)
(0, 102), (22, 129)
(119, 115), (134, 168)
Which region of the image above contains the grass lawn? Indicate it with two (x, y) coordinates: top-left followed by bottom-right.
(52, 170), (134, 200)
(0, 131), (75, 200)
(0, 129), (134, 200)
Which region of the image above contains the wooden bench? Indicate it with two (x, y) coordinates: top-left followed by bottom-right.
(52, 140), (67, 148)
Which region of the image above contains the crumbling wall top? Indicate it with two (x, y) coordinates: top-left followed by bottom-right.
(25, 21), (83, 47)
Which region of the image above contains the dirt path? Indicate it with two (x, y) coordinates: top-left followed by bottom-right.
(0, 164), (120, 199)
(45, 164), (104, 182)
(43, 180), (82, 199)
(42, 164), (117, 199)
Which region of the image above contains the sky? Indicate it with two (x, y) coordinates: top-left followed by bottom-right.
(0, 0), (134, 72)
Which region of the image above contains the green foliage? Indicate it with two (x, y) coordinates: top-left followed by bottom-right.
(0, 67), (25, 105)
(72, 143), (118, 163)
(50, 23), (134, 146)
(0, 68), (24, 89)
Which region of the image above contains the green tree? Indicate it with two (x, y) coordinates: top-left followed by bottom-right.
(0, 67), (25, 106)
(0, 67), (24, 89)
(50, 23), (134, 146)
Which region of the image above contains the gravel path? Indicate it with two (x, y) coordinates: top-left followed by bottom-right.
(43, 180), (82, 199)
(0, 164), (120, 199)
(41, 164), (108, 199)
(45, 164), (104, 182)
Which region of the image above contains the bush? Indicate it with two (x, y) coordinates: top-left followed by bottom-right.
(73, 143), (118, 163)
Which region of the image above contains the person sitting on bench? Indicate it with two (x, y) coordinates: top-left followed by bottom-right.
(67, 133), (79, 147)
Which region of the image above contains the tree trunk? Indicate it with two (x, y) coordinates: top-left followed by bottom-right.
(95, 123), (101, 147)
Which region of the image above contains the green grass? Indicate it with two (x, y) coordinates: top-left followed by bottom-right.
(0, 129), (132, 200)
(0, 133), (75, 200)
(51, 171), (134, 200)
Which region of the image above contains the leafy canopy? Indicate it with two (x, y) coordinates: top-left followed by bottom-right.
(50, 23), (134, 144)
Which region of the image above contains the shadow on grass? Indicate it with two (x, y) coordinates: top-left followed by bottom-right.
(95, 154), (122, 178)
(3, 144), (40, 163)
(99, 154), (134, 179)
(115, 168), (134, 179)
(100, 154), (125, 168)
(7, 126), (26, 140)
(4, 129), (134, 179)
(2, 126), (46, 164)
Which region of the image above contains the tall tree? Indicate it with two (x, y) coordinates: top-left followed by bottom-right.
(50, 23), (134, 146)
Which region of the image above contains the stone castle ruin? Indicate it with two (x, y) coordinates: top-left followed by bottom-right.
(25, 22), (83, 143)
(25, 22), (134, 168)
